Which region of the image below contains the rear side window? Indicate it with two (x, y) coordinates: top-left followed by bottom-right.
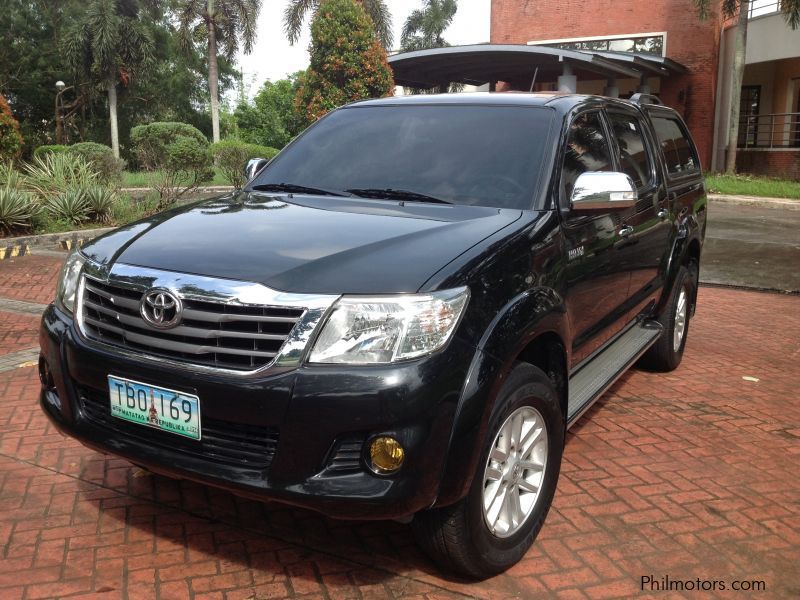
(607, 112), (652, 189)
(562, 111), (614, 200)
(651, 116), (699, 176)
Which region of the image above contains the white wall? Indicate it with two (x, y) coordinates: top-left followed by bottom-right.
(746, 12), (800, 64)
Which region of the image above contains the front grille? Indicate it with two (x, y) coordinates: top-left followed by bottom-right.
(81, 276), (305, 371)
(78, 386), (279, 469)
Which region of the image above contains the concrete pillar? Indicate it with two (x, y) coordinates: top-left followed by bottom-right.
(637, 76), (651, 95)
(604, 78), (619, 98)
(558, 61), (577, 93)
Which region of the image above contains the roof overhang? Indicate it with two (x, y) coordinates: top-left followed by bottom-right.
(388, 44), (688, 89)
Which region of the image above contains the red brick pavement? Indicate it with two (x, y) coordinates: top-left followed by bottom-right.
(0, 254), (798, 598)
(0, 255), (63, 304)
(0, 311), (41, 355)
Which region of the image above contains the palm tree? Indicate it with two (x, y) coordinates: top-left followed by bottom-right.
(694, 0), (799, 173)
(400, 0), (459, 94)
(284, 0), (393, 48)
(401, 0), (457, 51)
(178, 0), (261, 143)
(62, 0), (154, 158)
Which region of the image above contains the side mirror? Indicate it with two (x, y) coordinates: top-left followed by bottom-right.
(570, 172), (637, 210)
(244, 157), (270, 181)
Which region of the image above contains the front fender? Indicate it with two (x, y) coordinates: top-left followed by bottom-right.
(433, 286), (569, 507)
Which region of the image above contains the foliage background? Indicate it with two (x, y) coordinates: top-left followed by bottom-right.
(295, 0), (394, 126)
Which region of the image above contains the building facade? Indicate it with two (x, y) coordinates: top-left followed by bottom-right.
(491, 0), (800, 177)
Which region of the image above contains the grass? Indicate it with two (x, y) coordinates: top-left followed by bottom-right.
(121, 168), (229, 188)
(705, 174), (800, 199)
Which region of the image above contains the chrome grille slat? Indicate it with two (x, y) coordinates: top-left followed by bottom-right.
(83, 300), (288, 341)
(81, 274), (305, 371)
(83, 316), (280, 358)
(181, 307), (300, 324)
(84, 282), (140, 310)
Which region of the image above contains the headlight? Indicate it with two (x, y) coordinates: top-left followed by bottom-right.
(56, 250), (86, 313)
(309, 287), (469, 364)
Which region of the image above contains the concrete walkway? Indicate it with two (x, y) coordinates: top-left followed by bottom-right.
(702, 203), (800, 293)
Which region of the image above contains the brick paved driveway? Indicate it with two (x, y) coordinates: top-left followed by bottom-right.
(1, 253), (798, 599)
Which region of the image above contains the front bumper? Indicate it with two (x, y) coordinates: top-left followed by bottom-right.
(39, 304), (479, 520)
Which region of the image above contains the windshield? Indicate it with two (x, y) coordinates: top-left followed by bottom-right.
(251, 104), (553, 209)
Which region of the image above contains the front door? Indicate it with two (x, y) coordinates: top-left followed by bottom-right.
(560, 110), (634, 366)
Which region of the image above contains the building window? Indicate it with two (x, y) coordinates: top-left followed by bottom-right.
(543, 35), (665, 56)
(738, 85), (761, 147)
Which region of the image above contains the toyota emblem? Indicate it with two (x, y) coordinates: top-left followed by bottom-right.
(140, 289), (182, 329)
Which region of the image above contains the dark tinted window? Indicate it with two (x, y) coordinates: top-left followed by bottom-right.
(253, 105), (553, 209)
(608, 112), (652, 188)
(651, 116), (699, 175)
(562, 111), (614, 201)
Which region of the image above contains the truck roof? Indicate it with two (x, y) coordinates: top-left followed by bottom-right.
(349, 91), (675, 114)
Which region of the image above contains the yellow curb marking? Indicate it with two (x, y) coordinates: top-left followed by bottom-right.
(0, 244), (30, 260)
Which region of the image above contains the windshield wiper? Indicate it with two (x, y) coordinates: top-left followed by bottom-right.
(346, 188), (452, 204)
(251, 183), (350, 197)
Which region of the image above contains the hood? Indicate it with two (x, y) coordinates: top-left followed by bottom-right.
(81, 192), (524, 294)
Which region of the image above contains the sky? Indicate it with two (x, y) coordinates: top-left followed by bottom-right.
(236, 0), (491, 97)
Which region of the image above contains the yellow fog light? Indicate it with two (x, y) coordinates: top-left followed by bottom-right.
(369, 436), (405, 474)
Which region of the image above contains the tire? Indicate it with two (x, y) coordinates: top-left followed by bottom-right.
(639, 263), (697, 372)
(412, 362), (564, 579)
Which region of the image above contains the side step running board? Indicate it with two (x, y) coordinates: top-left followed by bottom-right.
(567, 321), (663, 427)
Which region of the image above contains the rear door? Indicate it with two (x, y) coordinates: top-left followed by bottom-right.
(645, 108), (706, 274)
(606, 107), (671, 313)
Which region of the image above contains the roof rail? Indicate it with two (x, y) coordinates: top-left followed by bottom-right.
(629, 93), (663, 106)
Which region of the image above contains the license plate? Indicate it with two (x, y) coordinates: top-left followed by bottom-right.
(107, 375), (201, 440)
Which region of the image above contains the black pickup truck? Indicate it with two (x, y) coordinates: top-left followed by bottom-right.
(39, 92), (706, 578)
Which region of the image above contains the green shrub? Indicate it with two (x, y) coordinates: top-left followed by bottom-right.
(46, 188), (90, 224)
(0, 94), (24, 162)
(130, 122), (213, 207)
(23, 153), (99, 199)
(33, 145), (69, 158)
(83, 185), (116, 223)
(210, 140), (279, 189)
(67, 142), (125, 185)
(0, 184), (37, 234)
(0, 162), (23, 189)
(111, 192), (158, 225)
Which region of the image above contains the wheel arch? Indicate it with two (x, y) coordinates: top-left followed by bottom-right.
(432, 287), (570, 508)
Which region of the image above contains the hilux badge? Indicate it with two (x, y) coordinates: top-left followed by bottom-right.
(140, 289), (182, 329)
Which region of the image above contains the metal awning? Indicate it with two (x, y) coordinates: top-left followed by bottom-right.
(388, 44), (688, 89)
(592, 51), (689, 76)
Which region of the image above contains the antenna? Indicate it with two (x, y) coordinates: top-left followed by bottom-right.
(529, 67), (539, 93)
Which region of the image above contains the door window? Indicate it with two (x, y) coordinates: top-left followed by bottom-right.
(562, 111), (614, 202)
(651, 116), (699, 176)
(607, 112), (653, 189)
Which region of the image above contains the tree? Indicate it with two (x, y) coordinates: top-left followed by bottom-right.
(284, 0), (393, 48)
(400, 0), (461, 94)
(694, 0), (799, 173)
(401, 0), (457, 51)
(177, 0), (262, 144)
(235, 73), (305, 148)
(295, 0), (395, 126)
(0, 94), (24, 162)
(62, 0), (155, 159)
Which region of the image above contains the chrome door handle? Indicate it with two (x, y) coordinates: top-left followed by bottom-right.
(657, 208), (669, 220)
(618, 225), (634, 238)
